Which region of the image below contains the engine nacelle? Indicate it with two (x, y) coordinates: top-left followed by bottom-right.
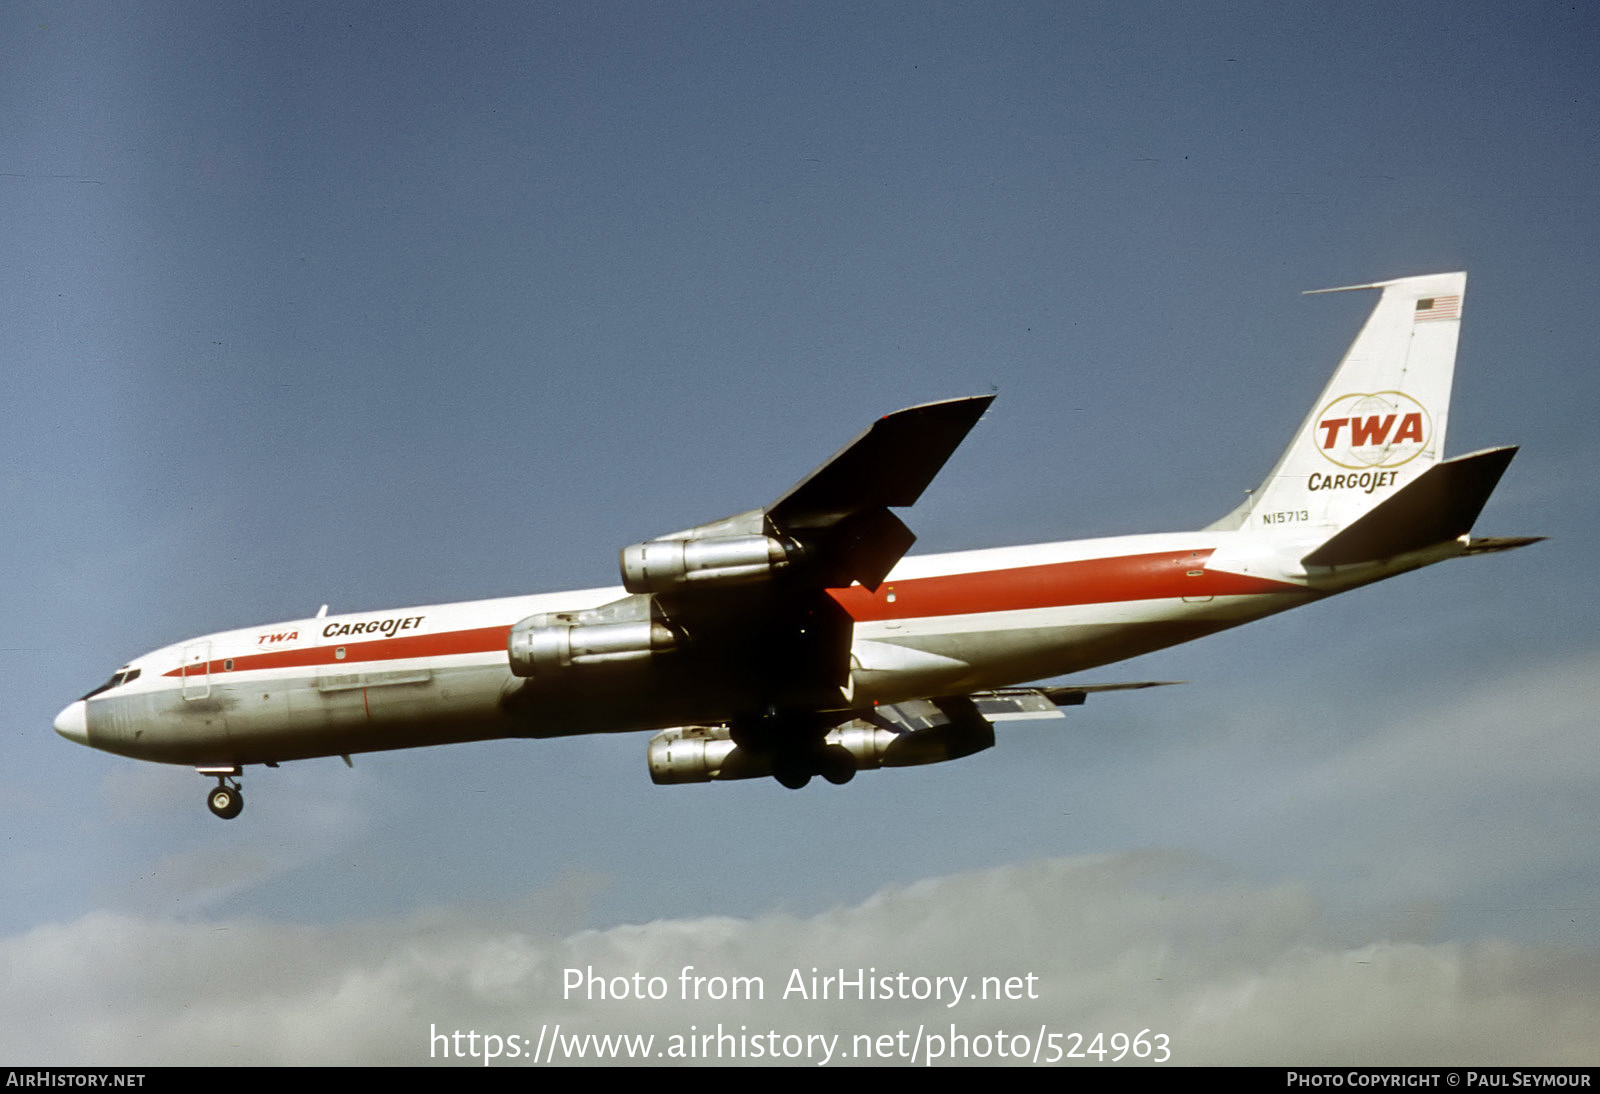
(620, 534), (796, 594)
(508, 613), (677, 678)
(647, 716), (994, 785)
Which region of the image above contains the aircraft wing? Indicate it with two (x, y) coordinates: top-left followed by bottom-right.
(772, 395), (995, 519)
(624, 394), (994, 595)
(765, 395), (994, 587)
(511, 396), (995, 720)
(622, 395), (992, 710)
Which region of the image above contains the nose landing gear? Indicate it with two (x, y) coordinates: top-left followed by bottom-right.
(198, 766), (244, 819)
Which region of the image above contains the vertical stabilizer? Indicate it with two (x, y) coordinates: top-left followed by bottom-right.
(1219, 272), (1466, 542)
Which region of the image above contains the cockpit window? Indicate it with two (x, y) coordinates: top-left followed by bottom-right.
(80, 668), (140, 701)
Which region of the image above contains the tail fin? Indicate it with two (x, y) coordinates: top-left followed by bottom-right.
(1217, 272), (1468, 542)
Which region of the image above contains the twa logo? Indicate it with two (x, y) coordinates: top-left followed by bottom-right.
(257, 630), (300, 646)
(1314, 391), (1431, 470)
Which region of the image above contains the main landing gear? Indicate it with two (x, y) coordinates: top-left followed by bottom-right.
(733, 711), (859, 791)
(199, 766), (244, 820)
(771, 743), (856, 789)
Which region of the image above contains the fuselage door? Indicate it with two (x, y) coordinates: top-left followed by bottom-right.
(180, 642), (212, 700)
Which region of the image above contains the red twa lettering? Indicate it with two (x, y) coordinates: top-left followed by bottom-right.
(1349, 414), (1396, 446)
(1392, 412), (1423, 444)
(1320, 411), (1423, 448)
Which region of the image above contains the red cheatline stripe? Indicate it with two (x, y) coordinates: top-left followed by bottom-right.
(829, 549), (1300, 622)
(164, 625), (513, 679)
(164, 551), (1301, 677)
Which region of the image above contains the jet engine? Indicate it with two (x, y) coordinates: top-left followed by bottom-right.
(507, 613), (677, 678)
(646, 710), (995, 785)
(620, 534), (798, 594)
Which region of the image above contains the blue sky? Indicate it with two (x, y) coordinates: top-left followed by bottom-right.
(4, 1), (1597, 1065)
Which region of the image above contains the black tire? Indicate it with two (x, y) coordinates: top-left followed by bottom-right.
(772, 760), (812, 790)
(819, 745), (856, 785)
(207, 786), (244, 820)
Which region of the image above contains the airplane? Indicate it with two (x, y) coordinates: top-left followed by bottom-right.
(54, 271), (1540, 819)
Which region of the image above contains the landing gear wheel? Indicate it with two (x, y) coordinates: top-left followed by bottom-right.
(773, 759), (812, 790)
(819, 745), (856, 786)
(207, 784), (244, 820)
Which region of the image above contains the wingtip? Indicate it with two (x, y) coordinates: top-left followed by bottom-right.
(898, 391), (997, 411)
(880, 392), (996, 424)
(1462, 535), (1547, 555)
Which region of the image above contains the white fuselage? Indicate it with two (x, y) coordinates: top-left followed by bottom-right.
(63, 526), (1440, 770)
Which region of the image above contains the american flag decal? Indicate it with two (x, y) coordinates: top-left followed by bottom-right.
(1414, 295), (1461, 322)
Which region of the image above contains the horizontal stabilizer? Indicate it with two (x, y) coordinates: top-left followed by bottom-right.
(1302, 446), (1519, 567)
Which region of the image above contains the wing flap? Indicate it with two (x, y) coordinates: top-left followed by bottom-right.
(870, 681), (1183, 731)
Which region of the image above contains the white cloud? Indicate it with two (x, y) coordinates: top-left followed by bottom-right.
(4, 851), (1595, 1066)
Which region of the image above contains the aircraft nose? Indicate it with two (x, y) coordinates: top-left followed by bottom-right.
(54, 700), (89, 745)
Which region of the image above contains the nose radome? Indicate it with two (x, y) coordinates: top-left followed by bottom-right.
(54, 700), (89, 745)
